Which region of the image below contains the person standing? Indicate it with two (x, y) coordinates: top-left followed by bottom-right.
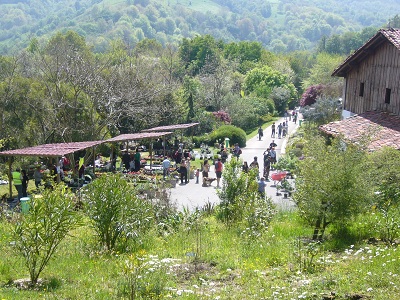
(12, 168), (23, 201)
(249, 156), (260, 178)
(242, 161), (249, 173)
(179, 160), (188, 184)
(186, 159), (191, 183)
(134, 150), (141, 172)
(34, 165), (42, 190)
(258, 177), (267, 198)
(202, 159), (210, 179)
(21, 169), (29, 197)
(215, 158), (223, 188)
(122, 151), (131, 171)
(269, 147), (277, 169)
(162, 156), (171, 179)
(233, 143), (241, 159)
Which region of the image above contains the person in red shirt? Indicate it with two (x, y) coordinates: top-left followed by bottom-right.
(215, 158), (223, 188)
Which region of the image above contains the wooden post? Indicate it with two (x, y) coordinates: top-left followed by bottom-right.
(8, 157), (12, 200)
(149, 139), (153, 169)
(92, 146), (96, 175)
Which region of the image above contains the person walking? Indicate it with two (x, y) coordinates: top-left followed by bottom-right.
(12, 168), (23, 201)
(271, 122), (276, 138)
(277, 123), (283, 138)
(258, 126), (263, 140)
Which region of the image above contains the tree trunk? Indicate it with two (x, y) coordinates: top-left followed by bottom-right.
(312, 217), (321, 240)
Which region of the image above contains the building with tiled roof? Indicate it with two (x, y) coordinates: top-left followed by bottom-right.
(321, 28), (400, 150)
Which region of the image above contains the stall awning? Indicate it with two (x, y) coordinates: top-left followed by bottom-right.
(0, 141), (105, 157)
(106, 131), (173, 143)
(142, 123), (199, 132)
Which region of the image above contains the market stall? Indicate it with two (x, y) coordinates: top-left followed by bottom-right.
(0, 140), (105, 199)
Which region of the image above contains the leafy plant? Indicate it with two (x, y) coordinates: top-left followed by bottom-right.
(216, 158), (274, 235)
(13, 184), (82, 286)
(84, 174), (153, 251)
(121, 251), (168, 300)
(293, 135), (373, 240)
(368, 147), (400, 244)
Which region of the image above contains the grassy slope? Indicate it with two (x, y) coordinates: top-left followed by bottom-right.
(0, 211), (399, 299)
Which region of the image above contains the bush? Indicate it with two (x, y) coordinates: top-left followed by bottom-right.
(209, 125), (247, 148)
(84, 174), (153, 251)
(13, 185), (82, 286)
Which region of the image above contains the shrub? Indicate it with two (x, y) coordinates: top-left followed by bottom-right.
(84, 174), (153, 251)
(13, 185), (82, 286)
(216, 158), (274, 235)
(209, 125), (247, 148)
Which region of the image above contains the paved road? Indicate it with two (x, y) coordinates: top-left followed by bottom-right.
(170, 116), (299, 211)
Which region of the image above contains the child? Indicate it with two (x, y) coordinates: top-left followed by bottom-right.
(195, 168), (200, 184)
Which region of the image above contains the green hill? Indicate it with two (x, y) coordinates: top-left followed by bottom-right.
(0, 0), (399, 54)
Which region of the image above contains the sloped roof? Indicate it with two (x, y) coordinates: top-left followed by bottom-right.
(142, 122), (199, 132)
(0, 141), (104, 157)
(332, 28), (400, 77)
(319, 111), (400, 151)
(106, 131), (172, 143)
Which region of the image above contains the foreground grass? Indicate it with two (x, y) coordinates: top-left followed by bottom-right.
(0, 210), (399, 299)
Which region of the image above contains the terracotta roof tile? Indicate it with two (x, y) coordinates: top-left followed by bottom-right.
(319, 111), (400, 151)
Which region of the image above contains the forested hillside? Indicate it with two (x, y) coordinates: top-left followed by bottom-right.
(1, 0), (400, 55)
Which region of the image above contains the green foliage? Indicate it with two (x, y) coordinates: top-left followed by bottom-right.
(300, 95), (342, 125)
(209, 124), (247, 148)
(368, 147), (400, 244)
(293, 135), (373, 240)
(274, 154), (298, 173)
(301, 52), (344, 96)
(13, 185), (82, 285)
(84, 174), (153, 251)
(243, 65), (296, 114)
(179, 35), (221, 75)
(216, 158), (275, 238)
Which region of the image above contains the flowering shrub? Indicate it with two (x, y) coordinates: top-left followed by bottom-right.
(212, 110), (231, 124)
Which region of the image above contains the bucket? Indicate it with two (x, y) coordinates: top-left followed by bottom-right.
(20, 197), (30, 213)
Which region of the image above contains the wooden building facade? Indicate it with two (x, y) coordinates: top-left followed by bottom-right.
(332, 28), (400, 116)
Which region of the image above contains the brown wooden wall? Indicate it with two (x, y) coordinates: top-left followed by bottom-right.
(344, 41), (400, 116)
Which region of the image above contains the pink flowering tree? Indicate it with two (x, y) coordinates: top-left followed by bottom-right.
(299, 84), (325, 107)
